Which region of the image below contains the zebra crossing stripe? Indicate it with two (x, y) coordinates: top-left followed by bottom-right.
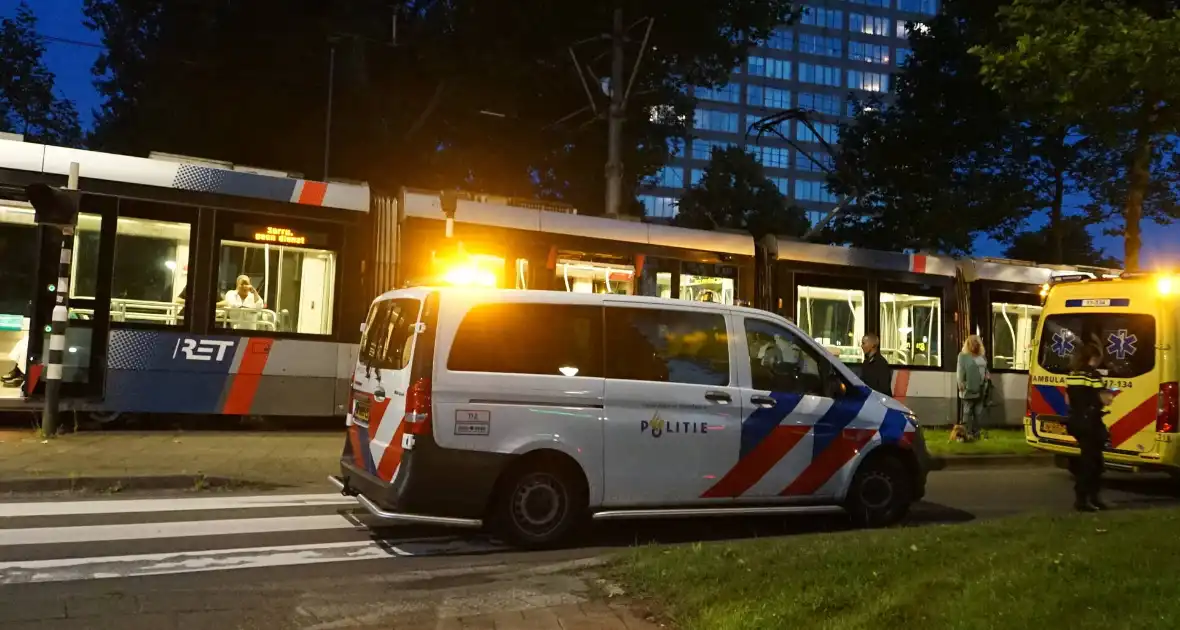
(0, 493), (355, 518)
(0, 537), (503, 584)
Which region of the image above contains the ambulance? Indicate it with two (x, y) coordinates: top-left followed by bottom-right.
(331, 287), (929, 548)
(1026, 272), (1180, 474)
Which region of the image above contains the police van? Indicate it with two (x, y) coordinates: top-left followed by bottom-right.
(331, 287), (929, 548)
(1027, 272), (1180, 474)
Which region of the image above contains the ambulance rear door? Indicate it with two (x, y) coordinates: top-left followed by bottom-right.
(1032, 306), (1159, 455)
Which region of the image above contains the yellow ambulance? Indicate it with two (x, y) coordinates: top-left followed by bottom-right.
(1026, 272), (1180, 474)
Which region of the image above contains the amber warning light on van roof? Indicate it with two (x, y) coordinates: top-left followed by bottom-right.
(425, 243), (501, 288)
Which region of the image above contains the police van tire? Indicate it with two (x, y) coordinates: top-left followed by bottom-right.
(845, 454), (913, 528)
(492, 459), (587, 549)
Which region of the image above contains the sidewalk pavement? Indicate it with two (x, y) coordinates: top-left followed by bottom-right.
(0, 428), (1052, 495)
(0, 429), (341, 494)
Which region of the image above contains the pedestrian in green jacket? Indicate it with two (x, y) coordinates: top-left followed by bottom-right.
(956, 334), (990, 441)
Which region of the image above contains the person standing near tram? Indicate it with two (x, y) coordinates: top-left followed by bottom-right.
(1065, 343), (1114, 512)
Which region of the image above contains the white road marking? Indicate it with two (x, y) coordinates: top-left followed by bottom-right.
(0, 514), (364, 546)
(0, 538), (506, 584)
(0, 493), (355, 518)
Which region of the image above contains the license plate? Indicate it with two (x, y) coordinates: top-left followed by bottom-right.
(353, 400), (371, 423)
(1040, 420), (1068, 435)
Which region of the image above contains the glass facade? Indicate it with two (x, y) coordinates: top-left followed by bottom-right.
(639, 0), (939, 221)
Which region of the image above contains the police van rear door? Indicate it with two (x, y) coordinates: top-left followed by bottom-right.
(1032, 305), (1158, 456)
(345, 290), (427, 481)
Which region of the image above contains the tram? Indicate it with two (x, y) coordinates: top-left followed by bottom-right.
(758, 238), (1117, 426)
(0, 135), (1115, 427)
(0, 137), (370, 418)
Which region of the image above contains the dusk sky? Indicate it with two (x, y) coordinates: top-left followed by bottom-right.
(8, 0), (1180, 266)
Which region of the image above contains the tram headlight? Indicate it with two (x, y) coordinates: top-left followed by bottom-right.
(1158, 275), (1174, 296)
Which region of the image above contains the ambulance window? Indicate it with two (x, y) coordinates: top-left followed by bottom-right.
(359, 298), (420, 371)
(1036, 313), (1155, 378)
(991, 302), (1041, 370)
(605, 307), (730, 386)
(448, 303), (603, 377)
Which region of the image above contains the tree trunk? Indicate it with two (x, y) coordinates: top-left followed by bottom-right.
(1049, 159), (1065, 265)
(1123, 129), (1152, 272)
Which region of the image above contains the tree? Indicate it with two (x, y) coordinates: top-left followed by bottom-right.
(674, 146), (808, 238)
(827, 0), (1118, 262)
(82, 0), (798, 215)
(0, 1), (82, 146)
(1003, 217), (1120, 268)
(974, 0), (1180, 270)
(825, 0), (1037, 256)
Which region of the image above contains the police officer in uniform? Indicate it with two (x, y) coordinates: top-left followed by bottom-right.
(1065, 343), (1113, 512)
(860, 333), (893, 397)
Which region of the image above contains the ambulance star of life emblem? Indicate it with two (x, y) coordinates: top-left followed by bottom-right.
(1106, 329), (1138, 361)
(1051, 331), (1075, 358)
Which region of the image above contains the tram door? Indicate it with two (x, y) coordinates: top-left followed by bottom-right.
(25, 193), (116, 401)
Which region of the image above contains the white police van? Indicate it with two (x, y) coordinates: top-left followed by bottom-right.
(331, 287), (929, 548)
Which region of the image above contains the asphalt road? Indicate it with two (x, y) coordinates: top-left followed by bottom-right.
(1, 466), (1177, 629)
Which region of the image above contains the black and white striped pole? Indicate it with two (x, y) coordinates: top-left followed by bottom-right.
(26, 163), (81, 437)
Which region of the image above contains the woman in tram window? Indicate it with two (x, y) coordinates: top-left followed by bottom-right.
(217, 275), (265, 330)
(956, 334), (991, 441)
(219, 275), (264, 309)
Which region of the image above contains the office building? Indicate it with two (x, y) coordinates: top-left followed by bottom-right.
(638, 0), (939, 225)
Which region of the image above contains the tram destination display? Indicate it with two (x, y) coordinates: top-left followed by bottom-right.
(232, 223), (328, 247)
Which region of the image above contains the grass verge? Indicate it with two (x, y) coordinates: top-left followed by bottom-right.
(922, 427), (1036, 457)
(613, 508), (1180, 630)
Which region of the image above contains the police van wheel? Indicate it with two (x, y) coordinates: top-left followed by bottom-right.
(845, 455), (913, 528)
(493, 462), (586, 549)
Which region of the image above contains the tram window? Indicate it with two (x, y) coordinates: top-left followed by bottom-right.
(879, 292), (941, 367)
(556, 259), (634, 295)
(216, 240), (336, 335)
(514, 258), (528, 289)
(635, 261), (671, 298)
(0, 203), (37, 319)
(681, 274), (735, 305)
(658, 272), (673, 298)
(69, 214), (188, 326)
(69, 213), (102, 301)
(797, 285), (865, 363)
(104, 218), (191, 326)
(991, 302), (1042, 370)
(0, 203), (36, 394)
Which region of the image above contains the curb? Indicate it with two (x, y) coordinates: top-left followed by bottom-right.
(931, 454), (1055, 471)
(0, 474), (275, 495)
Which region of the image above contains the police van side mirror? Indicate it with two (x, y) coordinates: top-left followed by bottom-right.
(26, 184), (80, 227)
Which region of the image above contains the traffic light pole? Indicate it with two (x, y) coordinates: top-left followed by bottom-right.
(40, 162), (79, 437)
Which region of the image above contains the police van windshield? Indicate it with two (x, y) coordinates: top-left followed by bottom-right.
(1036, 313), (1155, 378)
